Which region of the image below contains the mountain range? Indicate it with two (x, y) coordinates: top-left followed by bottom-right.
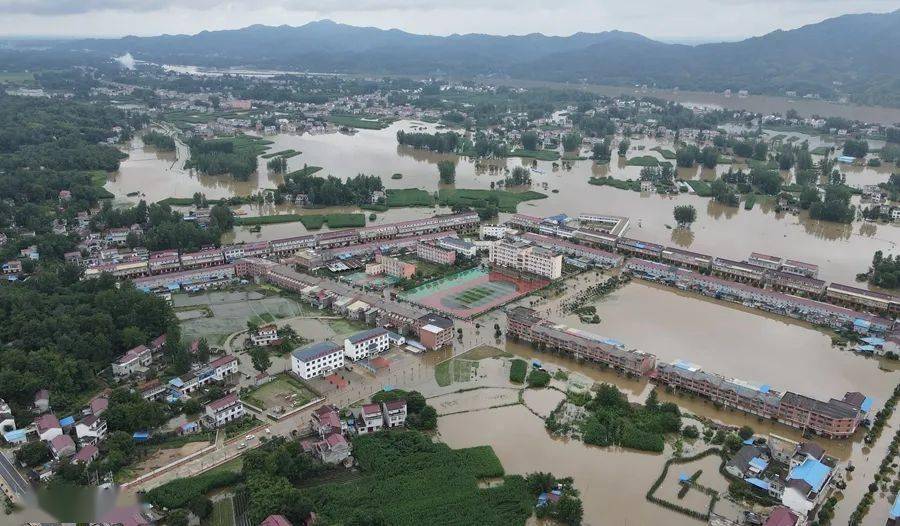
(64, 10), (900, 107)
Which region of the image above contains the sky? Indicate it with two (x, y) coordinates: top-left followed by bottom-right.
(0, 0), (897, 41)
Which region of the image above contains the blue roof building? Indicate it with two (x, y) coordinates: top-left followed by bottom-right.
(891, 493), (900, 520)
(787, 457), (831, 493)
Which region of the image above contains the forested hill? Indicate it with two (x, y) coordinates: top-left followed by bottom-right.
(62, 10), (900, 107)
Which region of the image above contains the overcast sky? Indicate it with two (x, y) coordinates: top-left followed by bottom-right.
(0, 0), (897, 41)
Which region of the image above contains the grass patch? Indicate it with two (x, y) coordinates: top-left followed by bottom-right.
(261, 149), (301, 159)
(234, 214), (303, 226)
(0, 71), (35, 83)
(509, 359), (527, 384)
(208, 496), (235, 526)
(686, 180), (713, 197)
(651, 147), (677, 160)
(145, 470), (243, 509)
(458, 346), (512, 361)
(241, 373), (317, 411)
(435, 362), (452, 387)
(385, 188), (435, 207)
(626, 155), (660, 167)
(298, 213), (366, 229)
(437, 188), (547, 213)
(743, 194), (757, 210)
(328, 114), (391, 130)
(286, 165), (322, 177)
(588, 177), (641, 192)
(305, 431), (532, 526)
(508, 149), (560, 161)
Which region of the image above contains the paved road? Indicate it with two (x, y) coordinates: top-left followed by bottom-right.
(0, 450), (30, 496)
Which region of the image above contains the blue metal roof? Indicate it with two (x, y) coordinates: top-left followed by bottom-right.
(749, 457), (768, 471)
(759, 384), (771, 394)
(861, 397), (874, 413)
(788, 457), (831, 493)
(854, 319), (872, 328)
(745, 477), (770, 491)
(59, 416), (75, 427)
(3, 429), (27, 443)
(891, 493), (900, 519)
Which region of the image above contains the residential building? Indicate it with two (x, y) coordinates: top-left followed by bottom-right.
(49, 434), (76, 459)
(777, 392), (863, 439)
(763, 507), (800, 526)
(357, 403), (384, 434)
(748, 252), (783, 270)
(207, 354), (239, 381)
(725, 445), (767, 479)
(415, 314), (454, 350)
(204, 394), (245, 428)
(250, 324), (280, 346)
(292, 341), (345, 379)
(480, 225), (510, 239)
(382, 400), (407, 428)
(314, 432), (351, 464)
(782, 260), (819, 279)
(489, 239), (563, 279)
(781, 456), (834, 515)
(507, 307), (656, 376)
(112, 345), (153, 379)
(0, 399), (15, 434)
(75, 415), (107, 445)
(35, 413), (62, 441)
(73, 444), (99, 465)
(34, 389), (50, 413)
(310, 404), (343, 437)
(139, 379), (167, 401)
(344, 327), (390, 361)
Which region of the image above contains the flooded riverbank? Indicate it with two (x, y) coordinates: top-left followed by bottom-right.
(545, 281), (898, 401)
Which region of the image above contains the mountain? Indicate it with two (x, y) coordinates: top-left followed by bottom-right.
(64, 11), (900, 106)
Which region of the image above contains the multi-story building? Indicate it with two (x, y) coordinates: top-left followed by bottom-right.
(507, 307), (656, 376)
(112, 345), (153, 379)
(826, 283), (897, 315)
(75, 415), (107, 446)
(310, 404), (343, 437)
(204, 394), (245, 428)
(382, 400), (407, 428)
(250, 324), (280, 346)
(782, 259), (819, 279)
(660, 247), (712, 271)
(180, 248), (225, 269)
(436, 236), (477, 258)
(748, 252), (783, 271)
(344, 327), (390, 361)
(292, 341), (345, 379)
(375, 254), (416, 279)
(207, 354), (239, 380)
(489, 239), (563, 279)
(712, 257), (768, 284)
(415, 314), (454, 350)
(357, 403), (384, 434)
(521, 233), (622, 269)
(416, 241), (457, 265)
(615, 237), (664, 260)
(776, 392), (863, 439)
(148, 250), (181, 273)
(35, 413), (62, 442)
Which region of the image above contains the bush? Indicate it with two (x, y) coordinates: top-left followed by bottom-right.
(145, 470), (242, 509)
(509, 359), (527, 383)
(682, 425), (699, 439)
(526, 369), (551, 388)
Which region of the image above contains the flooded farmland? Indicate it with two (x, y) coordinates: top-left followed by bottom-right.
(109, 120), (899, 284)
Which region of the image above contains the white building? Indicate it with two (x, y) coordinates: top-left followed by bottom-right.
(0, 399), (15, 434)
(250, 324), (279, 347)
(437, 236), (477, 257)
(480, 225), (510, 239)
(344, 327), (390, 361)
(357, 403), (384, 434)
(207, 354), (239, 380)
(204, 394), (245, 428)
(489, 239), (563, 279)
(35, 413), (62, 442)
(382, 400), (407, 428)
(291, 341), (345, 379)
(112, 345), (153, 379)
(75, 415), (107, 446)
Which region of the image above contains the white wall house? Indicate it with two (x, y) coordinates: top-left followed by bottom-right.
(344, 327), (390, 361)
(292, 341), (345, 380)
(112, 345), (152, 379)
(204, 394), (245, 428)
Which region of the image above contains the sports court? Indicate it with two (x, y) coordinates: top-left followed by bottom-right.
(401, 268), (547, 318)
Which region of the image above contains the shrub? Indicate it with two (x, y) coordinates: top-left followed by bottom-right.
(509, 359), (527, 383)
(526, 369), (551, 388)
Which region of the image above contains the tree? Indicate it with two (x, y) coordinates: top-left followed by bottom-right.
(521, 131), (539, 151)
(506, 166), (532, 186)
(183, 398), (202, 416)
(842, 138), (869, 158)
(676, 145), (700, 168)
(699, 146), (718, 169)
(673, 205), (697, 227)
(562, 132), (582, 152)
(738, 425), (754, 440)
(591, 140), (611, 162)
(617, 139), (630, 156)
(724, 433), (743, 454)
(682, 425), (699, 439)
(556, 496), (585, 526)
(526, 369), (551, 388)
(249, 346), (271, 374)
(16, 441), (51, 467)
(187, 495), (212, 520)
(437, 160), (456, 184)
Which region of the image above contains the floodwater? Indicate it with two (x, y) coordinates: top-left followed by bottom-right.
(108, 120), (899, 284)
(438, 404), (714, 526)
(552, 281), (899, 401)
(1, 484), (137, 525)
(486, 78), (900, 125)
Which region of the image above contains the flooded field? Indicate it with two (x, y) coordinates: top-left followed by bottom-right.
(552, 281), (898, 401)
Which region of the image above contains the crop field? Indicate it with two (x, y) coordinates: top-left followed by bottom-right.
(241, 373), (318, 411)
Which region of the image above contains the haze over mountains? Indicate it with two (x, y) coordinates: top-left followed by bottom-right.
(64, 10), (900, 107)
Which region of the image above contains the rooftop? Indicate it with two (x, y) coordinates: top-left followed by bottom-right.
(292, 341), (342, 362)
(346, 327), (389, 344)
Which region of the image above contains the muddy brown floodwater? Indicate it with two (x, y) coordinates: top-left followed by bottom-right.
(108, 121), (899, 284)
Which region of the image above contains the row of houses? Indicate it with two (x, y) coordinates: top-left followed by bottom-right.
(238, 260), (455, 351)
(303, 400), (408, 465)
(506, 307), (872, 439)
(625, 258), (893, 336)
(506, 213), (899, 317)
(82, 212), (479, 283)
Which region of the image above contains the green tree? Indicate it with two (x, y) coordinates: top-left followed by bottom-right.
(617, 139), (630, 156)
(673, 205), (697, 227)
(591, 140), (611, 162)
(437, 160), (456, 184)
(16, 441), (51, 467)
(738, 425), (754, 440)
(521, 131), (539, 151)
(249, 346), (272, 374)
(562, 133), (582, 152)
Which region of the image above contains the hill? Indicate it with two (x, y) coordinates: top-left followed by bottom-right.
(62, 11), (900, 107)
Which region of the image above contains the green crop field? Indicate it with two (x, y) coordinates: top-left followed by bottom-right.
(385, 188), (434, 207)
(298, 213), (366, 229)
(626, 155), (660, 167)
(437, 188), (546, 213)
(327, 114), (391, 129)
(508, 149), (560, 161)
